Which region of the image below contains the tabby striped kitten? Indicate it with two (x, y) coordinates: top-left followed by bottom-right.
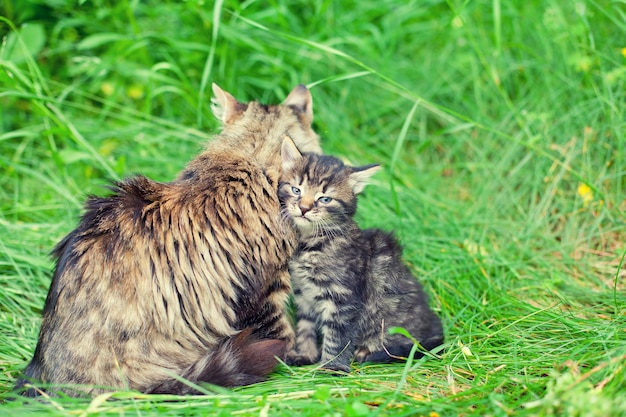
(279, 138), (443, 372)
(15, 84), (321, 397)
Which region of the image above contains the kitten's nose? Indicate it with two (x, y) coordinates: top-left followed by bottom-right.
(299, 205), (312, 215)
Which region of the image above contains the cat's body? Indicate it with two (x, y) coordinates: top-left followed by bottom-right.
(15, 84), (321, 396)
(278, 140), (443, 372)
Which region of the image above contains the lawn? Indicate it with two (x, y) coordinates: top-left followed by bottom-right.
(1, 0), (625, 415)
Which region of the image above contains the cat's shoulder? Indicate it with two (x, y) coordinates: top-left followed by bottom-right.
(87, 175), (165, 209)
(75, 175), (166, 230)
(184, 150), (272, 188)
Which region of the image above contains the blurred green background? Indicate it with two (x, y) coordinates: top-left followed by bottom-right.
(1, 1), (625, 415)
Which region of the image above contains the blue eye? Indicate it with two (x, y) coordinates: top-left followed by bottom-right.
(318, 196), (333, 204)
(291, 186), (301, 195)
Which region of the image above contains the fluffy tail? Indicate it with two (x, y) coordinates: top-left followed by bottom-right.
(147, 328), (286, 395)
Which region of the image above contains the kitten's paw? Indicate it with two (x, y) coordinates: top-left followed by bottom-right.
(320, 361), (351, 374)
(285, 351), (317, 366)
(354, 348), (371, 363)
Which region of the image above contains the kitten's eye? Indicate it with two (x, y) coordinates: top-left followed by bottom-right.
(291, 186), (301, 195)
(318, 196), (333, 204)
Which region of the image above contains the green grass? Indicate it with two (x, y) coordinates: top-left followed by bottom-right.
(1, 0), (625, 415)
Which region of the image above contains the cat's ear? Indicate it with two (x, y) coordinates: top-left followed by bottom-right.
(283, 84), (313, 126)
(348, 164), (381, 194)
(281, 136), (303, 171)
(211, 83), (245, 125)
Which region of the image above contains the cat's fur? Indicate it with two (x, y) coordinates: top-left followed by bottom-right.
(15, 84), (322, 397)
(278, 138), (443, 372)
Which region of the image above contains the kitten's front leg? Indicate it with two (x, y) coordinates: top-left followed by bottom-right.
(286, 314), (320, 366)
(286, 311), (319, 365)
(319, 317), (356, 373)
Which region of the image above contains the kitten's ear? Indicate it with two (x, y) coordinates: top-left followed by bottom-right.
(349, 164), (381, 194)
(211, 83), (245, 125)
(281, 136), (302, 172)
(283, 84), (313, 126)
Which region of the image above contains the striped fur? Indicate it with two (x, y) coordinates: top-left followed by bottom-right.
(15, 84), (321, 397)
(278, 139), (443, 373)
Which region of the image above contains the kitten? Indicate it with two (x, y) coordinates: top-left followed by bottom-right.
(278, 138), (443, 373)
(15, 84), (322, 397)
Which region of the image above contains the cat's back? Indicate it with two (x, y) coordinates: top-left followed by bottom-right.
(50, 175), (167, 295)
(27, 160), (289, 394)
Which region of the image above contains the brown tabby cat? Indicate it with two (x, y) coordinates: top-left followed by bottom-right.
(15, 84), (322, 397)
(279, 138), (443, 373)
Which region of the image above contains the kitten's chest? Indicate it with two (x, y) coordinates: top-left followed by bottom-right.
(289, 238), (363, 293)
(290, 239), (337, 278)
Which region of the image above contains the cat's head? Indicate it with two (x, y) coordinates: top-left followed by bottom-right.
(278, 137), (380, 235)
(211, 83), (321, 154)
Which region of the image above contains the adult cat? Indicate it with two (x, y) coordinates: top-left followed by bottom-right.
(15, 84), (321, 396)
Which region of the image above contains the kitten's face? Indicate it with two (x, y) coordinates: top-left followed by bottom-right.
(279, 157), (355, 233)
(278, 144), (380, 235)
